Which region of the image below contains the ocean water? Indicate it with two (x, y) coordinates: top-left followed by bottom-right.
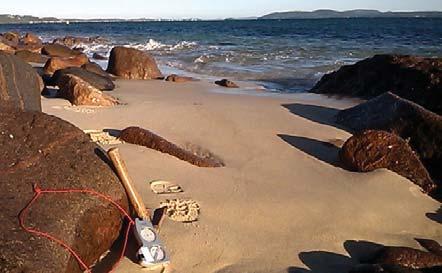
(1, 18), (442, 92)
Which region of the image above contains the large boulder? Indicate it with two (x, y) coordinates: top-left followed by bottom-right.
(106, 46), (162, 80)
(0, 111), (128, 273)
(337, 92), (442, 182)
(43, 54), (89, 75)
(311, 55), (442, 115)
(58, 74), (119, 106)
(42, 44), (84, 58)
(15, 50), (49, 64)
(340, 130), (437, 194)
(0, 52), (42, 112)
(51, 67), (115, 91)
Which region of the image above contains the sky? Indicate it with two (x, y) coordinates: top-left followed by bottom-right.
(1, 0), (441, 19)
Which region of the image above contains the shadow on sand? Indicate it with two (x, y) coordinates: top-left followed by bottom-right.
(287, 240), (384, 273)
(278, 134), (342, 168)
(282, 103), (346, 130)
(426, 206), (442, 225)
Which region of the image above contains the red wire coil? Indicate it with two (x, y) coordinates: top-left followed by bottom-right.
(19, 184), (135, 273)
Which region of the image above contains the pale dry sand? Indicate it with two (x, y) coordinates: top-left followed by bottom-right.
(42, 80), (441, 273)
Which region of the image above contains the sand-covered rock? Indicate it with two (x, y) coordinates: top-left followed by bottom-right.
(106, 46), (163, 80)
(311, 55), (442, 115)
(340, 130), (436, 193)
(15, 50), (49, 63)
(119, 126), (224, 167)
(0, 51), (42, 112)
(51, 67), (115, 91)
(58, 74), (119, 106)
(42, 43), (84, 58)
(166, 74), (195, 83)
(43, 54), (89, 75)
(0, 111), (128, 273)
(215, 79), (239, 88)
(337, 92), (442, 183)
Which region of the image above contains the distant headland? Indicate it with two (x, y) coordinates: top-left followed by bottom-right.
(1, 9), (442, 24)
(259, 9), (442, 19)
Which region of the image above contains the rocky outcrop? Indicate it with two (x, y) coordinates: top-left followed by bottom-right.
(43, 54), (89, 75)
(0, 111), (128, 273)
(337, 92), (442, 183)
(106, 47), (163, 80)
(0, 52), (42, 112)
(53, 36), (107, 47)
(119, 127), (224, 167)
(42, 44), (84, 58)
(21, 32), (42, 45)
(215, 79), (239, 88)
(58, 74), (118, 106)
(51, 67), (115, 91)
(340, 130), (436, 193)
(165, 74), (196, 83)
(15, 50), (49, 63)
(82, 62), (113, 79)
(311, 55), (442, 115)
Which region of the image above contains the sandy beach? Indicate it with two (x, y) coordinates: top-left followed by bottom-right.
(42, 79), (442, 273)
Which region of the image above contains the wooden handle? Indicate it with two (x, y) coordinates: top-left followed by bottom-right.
(108, 148), (151, 220)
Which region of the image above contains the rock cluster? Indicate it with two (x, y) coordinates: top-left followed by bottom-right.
(337, 92), (442, 183)
(311, 54), (442, 115)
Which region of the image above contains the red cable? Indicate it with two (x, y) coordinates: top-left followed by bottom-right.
(18, 184), (135, 273)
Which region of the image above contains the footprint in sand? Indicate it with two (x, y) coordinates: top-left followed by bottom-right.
(84, 130), (122, 145)
(160, 199), (200, 223)
(150, 180), (184, 194)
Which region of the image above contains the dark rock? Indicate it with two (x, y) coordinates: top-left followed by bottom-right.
(42, 44), (84, 58)
(215, 79), (239, 88)
(43, 54), (89, 75)
(0, 51), (42, 112)
(106, 46), (163, 80)
(15, 50), (48, 63)
(311, 55), (442, 115)
(165, 74), (196, 83)
(340, 130), (436, 193)
(51, 67), (115, 91)
(365, 239), (442, 269)
(0, 111), (128, 273)
(337, 92), (442, 183)
(119, 127), (224, 167)
(58, 74), (119, 106)
(82, 62), (113, 79)
(93, 52), (108, 60)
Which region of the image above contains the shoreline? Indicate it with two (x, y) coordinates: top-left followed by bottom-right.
(42, 79), (441, 273)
